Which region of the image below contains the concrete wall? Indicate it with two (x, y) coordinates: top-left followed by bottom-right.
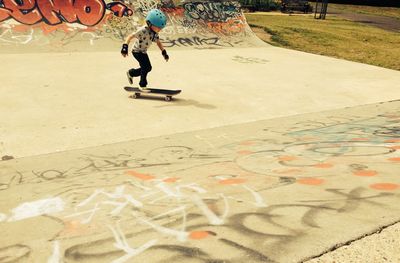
(0, 0), (264, 53)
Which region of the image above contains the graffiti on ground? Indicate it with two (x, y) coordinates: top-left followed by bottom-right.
(1, 102), (400, 262)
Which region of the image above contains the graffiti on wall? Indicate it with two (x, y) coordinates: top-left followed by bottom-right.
(0, 0), (132, 26)
(0, 0), (252, 48)
(183, 1), (241, 22)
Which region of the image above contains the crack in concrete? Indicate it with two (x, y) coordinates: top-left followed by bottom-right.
(301, 219), (400, 262)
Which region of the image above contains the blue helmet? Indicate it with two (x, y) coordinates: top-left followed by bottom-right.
(146, 9), (167, 29)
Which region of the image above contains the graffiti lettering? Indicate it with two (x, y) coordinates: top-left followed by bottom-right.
(206, 20), (245, 36)
(0, 0), (131, 26)
(0, 0), (42, 25)
(183, 1), (241, 23)
(161, 36), (232, 48)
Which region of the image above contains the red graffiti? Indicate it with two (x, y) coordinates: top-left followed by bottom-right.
(106, 2), (132, 17)
(1, 0), (42, 25)
(206, 17), (246, 36)
(0, 0), (131, 26)
(162, 7), (185, 17)
(0, 4), (11, 21)
(37, 0), (77, 25)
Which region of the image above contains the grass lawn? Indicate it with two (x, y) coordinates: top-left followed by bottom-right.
(246, 12), (400, 71)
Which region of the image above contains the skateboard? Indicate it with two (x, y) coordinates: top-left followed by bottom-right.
(124, 86), (181, 101)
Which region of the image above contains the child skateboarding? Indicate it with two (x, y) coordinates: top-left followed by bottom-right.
(121, 9), (169, 91)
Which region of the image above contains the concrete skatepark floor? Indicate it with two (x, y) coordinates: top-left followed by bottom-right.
(1, 100), (400, 262)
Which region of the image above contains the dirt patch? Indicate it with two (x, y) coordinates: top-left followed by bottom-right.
(250, 26), (273, 43)
(329, 8), (400, 32)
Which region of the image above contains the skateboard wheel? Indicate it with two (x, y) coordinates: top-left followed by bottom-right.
(165, 96), (172, 101)
(133, 93), (140, 99)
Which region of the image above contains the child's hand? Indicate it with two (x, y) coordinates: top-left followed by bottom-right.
(121, 44), (129, 57)
(162, 49), (169, 62)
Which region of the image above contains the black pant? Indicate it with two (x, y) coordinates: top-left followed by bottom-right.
(128, 52), (152, 87)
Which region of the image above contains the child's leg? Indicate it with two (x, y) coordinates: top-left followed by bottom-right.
(128, 54), (141, 79)
(132, 52), (152, 87)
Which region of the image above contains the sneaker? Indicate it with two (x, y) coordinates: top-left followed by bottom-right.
(138, 86), (150, 93)
(126, 71), (133, 85)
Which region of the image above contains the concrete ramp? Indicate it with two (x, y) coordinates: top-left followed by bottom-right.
(0, 0), (265, 53)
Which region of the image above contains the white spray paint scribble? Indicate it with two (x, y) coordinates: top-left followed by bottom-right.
(243, 185), (268, 207)
(8, 197), (64, 222)
(47, 241), (61, 263)
(108, 222), (157, 263)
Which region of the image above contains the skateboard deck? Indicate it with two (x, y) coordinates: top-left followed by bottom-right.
(124, 86), (181, 101)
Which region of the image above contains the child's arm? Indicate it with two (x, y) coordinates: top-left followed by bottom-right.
(124, 33), (136, 45)
(121, 33), (136, 57)
(157, 40), (169, 62)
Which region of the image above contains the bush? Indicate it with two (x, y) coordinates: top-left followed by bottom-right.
(240, 0), (281, 11)
(281, 0), (313, 13)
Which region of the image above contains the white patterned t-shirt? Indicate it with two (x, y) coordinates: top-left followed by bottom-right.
(132, 26), (159, 53)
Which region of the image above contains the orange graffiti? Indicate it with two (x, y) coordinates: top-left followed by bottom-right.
(273, 168), (302, 174)
(370, 183), (399, 191)
(162, 7), (185, 16)
(353, 170), (378, 177)
(12, 24), (31, 32)
(278, 155), (297, 161)
(59, 220), (94, 237)
(189, 231), (210, 240)
(206, 18), (245, 36)
(219, 178), (246, 185)
(388, 157), (400, 162)
(125, 170), (155, 181)
(385, 139), (400, 143)
(163, 177), (179, 183)
(297, 178), (324, 185)
(39, 23), (70, 35)
(313, 163), (334, 168)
